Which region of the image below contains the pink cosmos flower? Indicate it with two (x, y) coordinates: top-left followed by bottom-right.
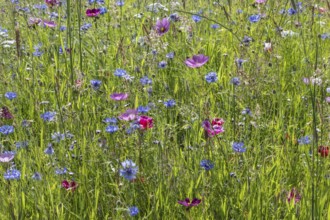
(185, 54), (209, 68)
(119, 109), (138, 121)
(138, 116), (153, 130)
(86, 9), (101, 17)
(110, 93), (129, 101)
(255, 0), (266, 3)
(202, 119), (224, 137)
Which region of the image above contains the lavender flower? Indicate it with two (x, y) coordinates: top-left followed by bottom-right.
(41, 111), (56, 122)
(232, 142), (246, 153)
(105, 125), (119, 133)
(4, 169), (21, 180)
(164, 99), (176, 108)
(155, 18), (170, 36)
(0, 125), (14, 135)
(249, 14), (261, 23)
(205, 72), (218, 83)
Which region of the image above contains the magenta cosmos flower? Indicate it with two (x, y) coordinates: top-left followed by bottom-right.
(86, 9), (101, 17)
(185, 54), (209, 68)
(138, 116), (153, 130)
(178, 198), (201, 209)
(155, 18), (170, 36)
(110, 93), (129, 101)
(119, 109), (138, 121)
(202, 118), (224, 137)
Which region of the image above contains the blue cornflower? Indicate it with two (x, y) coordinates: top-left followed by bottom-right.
(15, 141), (28, 149)
(99, 7), (107, 14)
(200, 159), (214, 171)
(158, 61), (167, 68)
(287, 8), (297, 15)
(170, 13), (180, 22)
(50, 12), (59, 19)
(119, 159), (138, 180)
(192, 14), (202, 22)
(80, 23), (92, 31)
(140, 76), (152, 85)
(44, 143), (54, 155)
(230, 77), (240, 86)
(32, 172), (42, 180)
(5, 92), (17, 100)
(320, 33), (330, 40)
(33, 4), (48, 10)
(4, 169), (20, 180)
(128, 206), (139, 216)
(106, 125), (119, 133)
(90, 79), (102, 90)
(211, 24), (220, 29)
(205, 72), (218, 83)
(242, 36), (253, 46)
(242, 107), (252, 116)
(103, 117), (117, 124)
(11, 0), (19, 4)
(232, 142), (246, 153)
(166, 52), (175, 59)
(55, 167), (67, 175)
(137, 106), (150, 114)
(126, 122), (140, 134)
(164, 99), (176, 108)
(298, 136), (311, 145)
(249, 14), (261, 23)
(0, 125), (14, 135)
(41, 111), (56, 122)
(114, 68), (127, 77)
(116, 0), (124, 6)
(60, 26), (66, 31)
(52, 132), (65, 143)
(89, 0), (104, 4)
(235, 58), (247, 68)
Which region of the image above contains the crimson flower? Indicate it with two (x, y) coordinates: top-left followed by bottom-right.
(178, 198), (201, 210)
(86, 9), (101, 17)
(138, 116), (153, 130)
(61, 180), (78, 192)
(318, 146), (329, 157)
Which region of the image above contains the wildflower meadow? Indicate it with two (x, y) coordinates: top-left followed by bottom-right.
(1, 0), (330, 219)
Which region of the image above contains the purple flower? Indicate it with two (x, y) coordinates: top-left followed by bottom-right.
(140, 76), (152, 85)
(166, 52), (175, 59)
(230, 77), (240, 86)
(202, 119), (224, 137)
(110, 93), (128, 101)
(1, 107), (13, 119)
(205, 72), (218, 83)
(155, 18), (170, 36)
(41, 111), (56, 122)
(185, 54), (209, 68)
(178, 198), (201, 208)
(119, 109), (138, 121)
(232, 142), (246, 153)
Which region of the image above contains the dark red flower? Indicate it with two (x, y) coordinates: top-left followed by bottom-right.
(138, 116), (153, 130)
(45, 0), (59, 7)
(61, 180), (78, 192)
(287, 188), (301, 204)
(0, 107), (13, 119)
(318, 146), (329, 157)
(86, 9), (101, 17)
